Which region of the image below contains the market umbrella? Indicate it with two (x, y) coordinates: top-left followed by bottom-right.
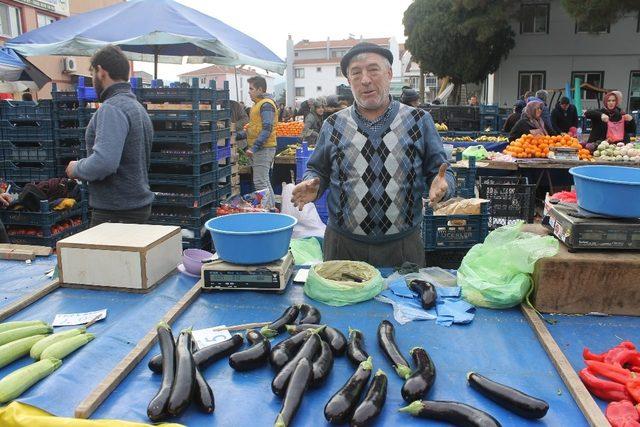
(4, 0), (285, 78)
(0, 48), (50, 88)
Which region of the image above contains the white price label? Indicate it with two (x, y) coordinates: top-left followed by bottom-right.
(52, 309), (107, 327)
(192, 326), (232, 350)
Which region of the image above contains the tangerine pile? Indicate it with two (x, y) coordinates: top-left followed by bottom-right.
(504, 134), (592, 160)
(276, 121), (304, 137)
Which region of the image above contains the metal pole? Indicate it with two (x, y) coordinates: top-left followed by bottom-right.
(153, 46), (159, 80)
(234, 66), (240, 102)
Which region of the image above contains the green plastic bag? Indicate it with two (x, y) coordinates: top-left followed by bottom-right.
(304, 261), (384, 306)
(458, 222), (559, 309)
(290, 238), (323, 265)
(462, 145), (489, 160)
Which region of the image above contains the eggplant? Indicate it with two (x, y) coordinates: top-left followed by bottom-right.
(272, 333), (321, 397)
(261, 306), (300, 338)
(270, 327), (321, 371)
(399, 400), (501, 427)
(324, 356), (373, 424)
(467, 372), (549, 419)
(286, 324), (347, 356)
(275, 358), (313, 427)
(347, 328), (369, 366)
(409, 280), (436, 309)
(311, 340), (334, 387)
(351, 369), (387, 427)
(166, 330), (195, 417)
(297, 304), (321, 324)
(148, 334), (244, 373)
(401, 347), (436, 403)
(377, 320), (411, 379)
(192, 366), (214, 414)
(229, 330), (271, 372)
(147, 322), (175, 421)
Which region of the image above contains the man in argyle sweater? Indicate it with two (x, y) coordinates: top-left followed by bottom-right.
(292, 42), (455, 267)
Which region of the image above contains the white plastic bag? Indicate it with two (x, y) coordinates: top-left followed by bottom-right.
(281, 183), (326, 239)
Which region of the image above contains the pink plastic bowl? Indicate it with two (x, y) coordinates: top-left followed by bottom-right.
(182, 248), (214, 275)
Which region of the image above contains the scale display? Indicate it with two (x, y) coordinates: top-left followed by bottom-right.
(201, 252), (294, 292)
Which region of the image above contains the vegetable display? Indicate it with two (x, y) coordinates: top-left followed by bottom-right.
(147, 323), (176, 421)
(0, 335), (47, 368)
(347, 328), (369, 366)
(148, 334), (244, 373)
(30, 327), (85, 360)
(270, 328), (318, 371)
(399, 400), (501, 427)
(297, 304), (321, 325)
(166, 330), (196, 417)
(311, 340), (334, 387)
(272, 333), (321, 397)
(594, 141), (640, 163)
(229, 330), (271, 372)
(0, 357), (62, 403)
(0, 324), (53, 346)
(286, 324), (347, 356)
(0, 320), (47, 334)
(408, 280), (436, 310)
(351, 369), (387, 427)
(261, 306), (300, 338)
(377, 320), (412, 379)
(39, 333), (95, 360)
(275, 358), (313, 427)
(324, 356), (373, 424)
(402, 347), (436, 403)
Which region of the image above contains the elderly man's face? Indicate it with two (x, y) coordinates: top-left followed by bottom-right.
(347, 53), (392, 111)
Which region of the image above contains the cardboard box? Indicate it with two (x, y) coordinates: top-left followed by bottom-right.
(57, 224), (182, 292)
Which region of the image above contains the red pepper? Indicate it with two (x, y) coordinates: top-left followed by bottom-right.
(580, 368), (633, 402)
(585, 360), (634, 385)
(628, 378), (640, 403)
(584, 347), (605, 362)
(606, 401), (640, 427)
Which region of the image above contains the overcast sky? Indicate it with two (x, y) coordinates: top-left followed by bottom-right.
(134, 0), (413, 81)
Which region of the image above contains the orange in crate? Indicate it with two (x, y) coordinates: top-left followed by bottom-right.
(503, 134), (591, 160)
(276, 121), (304, 137)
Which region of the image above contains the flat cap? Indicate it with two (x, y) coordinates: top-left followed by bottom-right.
(340, 42), (394, 77)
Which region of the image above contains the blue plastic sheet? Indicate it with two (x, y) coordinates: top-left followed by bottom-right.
(0, 273), (197, 418)
(94, 272), (586, 426)
(547, 314), (640, 412)
(0, 256), (56, 310)
(450, 141), (509, 152)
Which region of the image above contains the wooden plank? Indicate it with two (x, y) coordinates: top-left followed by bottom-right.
(74, 280), (203, 419)
(0, 244), (52, 257)
(0, 248), (36, 261)
(521, 304), (609, 427)
(0, 280), (60, 322)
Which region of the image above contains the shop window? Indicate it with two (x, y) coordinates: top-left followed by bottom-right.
(0, 4), (22, 38)
(37, 14), (56, 28)
(294, 68), (304, 78)
(518, 71), (546, 98)
(571, 71), (604, 100)
(295, 87), (305, 97)
(316, 67), (322, 72)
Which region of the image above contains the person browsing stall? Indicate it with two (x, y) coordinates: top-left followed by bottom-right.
(245, 76), (278, 208)
(527, 90), (555, 135)
(585, 91), (636, 146)
(551, 96), (579, 134)
(65, 45), (153, 226)
(502, 100), (526, 133)
(291, 42), (455, 267)
(400, 87), (420, 107)
(509, 100), (548, 142)
(301, 99), (325, 144)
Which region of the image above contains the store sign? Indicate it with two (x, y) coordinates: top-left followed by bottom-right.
(14, 0), (70, 16)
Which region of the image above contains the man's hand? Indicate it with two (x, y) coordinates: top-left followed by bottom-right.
(292, 178), (320, 211)
(601, 114), (609, 123)
(624, 114), (633, 122)
(65, 161), (78, 178)
(429, 163), (449, 207)
(0, 193), (10, 207)
(246, 149), (254, 159)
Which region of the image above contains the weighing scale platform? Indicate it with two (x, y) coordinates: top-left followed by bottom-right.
(201, 252), (294, 293)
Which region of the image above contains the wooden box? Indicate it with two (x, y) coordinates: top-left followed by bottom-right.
(57, 224), (182, 292)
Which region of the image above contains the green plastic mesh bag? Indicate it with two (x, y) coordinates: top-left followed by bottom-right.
(304, 261), (384, 306)
(458, 222), (559, 309)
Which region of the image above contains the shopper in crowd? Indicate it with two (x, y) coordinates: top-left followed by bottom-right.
(296, 98), (315, 119)
(502, 100), (526, 133)
(526, 90), (555, 135)
(278, 102), (286, 122)
(468, 95), (479, 106)
(400, 87), (420, 107)
(509, 100), (548, 141)
(230, 100), (249, 132)
(0, 193), (10, 243)
(522, 91), (534, 101)
(323, 95), (343, 120)
(585, 91), (636, 146)
(281, 107), (295, 122)
(301, 99), (325, 144)
(551, 96), (579, 134)
(246, 75), (278, 208)
(65, 45), (154, 226)
(292, 42), (455, 267)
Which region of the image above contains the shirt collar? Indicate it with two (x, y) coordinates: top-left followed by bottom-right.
(354, 96), (394, 125)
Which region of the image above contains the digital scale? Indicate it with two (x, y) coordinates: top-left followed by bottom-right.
(201, 252), (294, 293)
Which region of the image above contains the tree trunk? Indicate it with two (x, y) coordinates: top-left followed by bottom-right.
(419, 64), (426, 104)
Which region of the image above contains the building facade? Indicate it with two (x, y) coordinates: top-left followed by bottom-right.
(490, 0), (640, 111)
(178, 65), (275, 107)
(285, 36), (402, 107)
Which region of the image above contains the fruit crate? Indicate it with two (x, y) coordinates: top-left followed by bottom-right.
(149, 205), (214, 228)
(478, 176), (536, 229)
(0, 196), (88, 227)
(1, 141), (55, 162)
(152, 184), (216, 208)
(7, 219), (87, 247)
(150, 147), (215, 165)
(452, 156), (477, 198)
(480, 115), (498, 131)
(1, 120), (53, 141)
(0, 100), (52, 121)
(216, 164), (233, 182)
(422, 201), (490, 250)
(3, 161), (57, 183)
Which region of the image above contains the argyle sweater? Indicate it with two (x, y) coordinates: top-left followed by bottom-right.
(304, 101), (455, 243)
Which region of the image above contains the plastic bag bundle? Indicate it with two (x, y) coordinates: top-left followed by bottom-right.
(462, 145), (489, 160)
(304, 261), (384, 306)
(289, 237), (323, 265)
(458, 221), (559, 309)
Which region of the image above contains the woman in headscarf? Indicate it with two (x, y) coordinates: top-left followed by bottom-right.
(301, 99), (325, 144)
(502, 99), (526, 133)
(584, 91), (636, 148)
(509, 100), (548, 141)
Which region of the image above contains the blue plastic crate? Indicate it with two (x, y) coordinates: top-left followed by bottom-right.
(7, 221), (88, 247)
(54, 127), (86, 140)
(1, 120), (53, 141)
(152, 186), (216, 208)
(0, 100), (52, 121)
(1, 141), (55, 162)
(295, 143), (315, 183)
(137, 87), (230, 103)
(216, 164), (232, 182)
(52, 90), (78, 102)
(480, 115), (498, 131)
(3, 161), (57, 183)
(147, 109), (218, 122)
(76, 85), (97, 101)
(422, 201), (490, 250)
(148, 169), (216, 187)
(149, 205), (214, 228)
(452, 156), (477, 198)
(0, 197), (88, 227)
(479, 104), (499, 115)
(216, 142), (231, 162)
(55, 142), (86, 158)
(153, 127), (230, 144)
(216, 182), (233, 202)
(150, 149), (215, 165)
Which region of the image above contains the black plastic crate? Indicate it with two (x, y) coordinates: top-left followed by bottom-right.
(7, 220), (87, 247)
(55, 142), (86, 158)
(216, 182), (233, 202)
(54, 127), (86, 140)
(137, 87), (229, 103)
(149, 205), (214, 228)
(1, 141), (55, 162)
(478, 176), (536, 229)
(152, 184), (216, 208)
(52, 89), (78, 102)
(479, 105), (499, 115)
(146, 109), (218, 122)
(148, 167), (216, 187)
(150, 147), (214, 165)
(1, 120), (53, 141)
(423, 202), (489, 250)
(3, 161), (57, 183)
(0, 100), (52, 121)
(424, 248), (469, 269)
(452, 156), (477, 198)
(1, 197), (88, 227)
(446, 118), (480, 132)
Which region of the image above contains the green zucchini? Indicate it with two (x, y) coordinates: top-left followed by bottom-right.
(0, 325), (53, 346)
(0, 335), (47, 368)
(0, 321), (47, 334)
(40, 333), (95, 360)
(30, 328), (86, 360)
(0, 357), (62, 403)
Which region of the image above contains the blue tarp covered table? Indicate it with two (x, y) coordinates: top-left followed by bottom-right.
(447, 141), (509, 152)
(0, 256), (56, 310)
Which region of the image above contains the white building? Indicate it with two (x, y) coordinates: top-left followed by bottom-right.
(285, 36), (402, 107)
(399, 45), (439, 102)
(178, 65), (275, 107)
(489, 1), (640, 111)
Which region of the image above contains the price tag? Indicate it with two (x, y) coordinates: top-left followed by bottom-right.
(192, 326), (232, 350)
(52, 309), (107, 327)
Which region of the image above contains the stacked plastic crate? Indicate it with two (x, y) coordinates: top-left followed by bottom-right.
(479, 104), (499, 132)
(1, 100), (56, 184)
(137, 78), (232, 249)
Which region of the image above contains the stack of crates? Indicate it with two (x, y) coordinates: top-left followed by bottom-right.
(230, 124), (241, 195)
(0, 100), (56, 184)
(295, 142), (328, 224)
(478, 176), (536, 229)
(136, 77), (232, 249)
(479, 104), (499, 132)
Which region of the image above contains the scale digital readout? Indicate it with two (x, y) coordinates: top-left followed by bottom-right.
(201, 252), (294, 293)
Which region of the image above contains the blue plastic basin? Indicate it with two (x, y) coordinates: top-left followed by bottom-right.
(569, 165), (640, 218)
(205, 213), (297, 264)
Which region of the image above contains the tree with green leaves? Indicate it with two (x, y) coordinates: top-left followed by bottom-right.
(562, 0), (640, 29)
(403, 0), (517, 103)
